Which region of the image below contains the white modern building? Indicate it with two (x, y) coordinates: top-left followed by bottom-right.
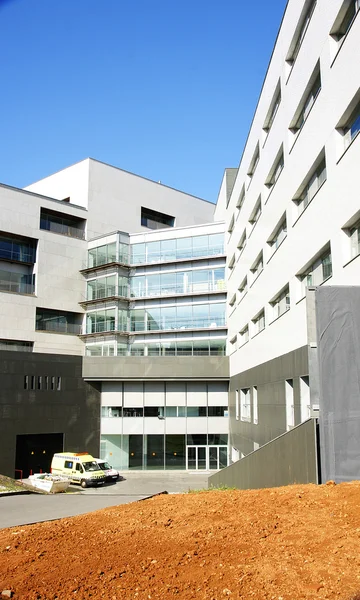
(210, 0), (360, 487)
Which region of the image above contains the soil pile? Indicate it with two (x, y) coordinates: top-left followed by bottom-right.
(1, 482), (360, 599)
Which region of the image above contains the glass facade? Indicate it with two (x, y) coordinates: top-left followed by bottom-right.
(130, 302), (226, 332)
(87, 274), (129, 300)
(86, 338), (226, 357)
(101, 434), (228, 471)
(0, 234), (37, 264)
(36, 308), (82, 335)
(87, 241), (129, 268)
(131, 233), (224, 264)
(130, 267), (225, 298)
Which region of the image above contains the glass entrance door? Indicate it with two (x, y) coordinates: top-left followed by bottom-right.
(186, 446), (228, 470)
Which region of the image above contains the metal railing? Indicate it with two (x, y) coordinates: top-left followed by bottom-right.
(131, 281), (226, 298)
(40, 219), (85, 240)
(36, 321), (82, 335)
(86, 285), (130, 301)
(131, 316), (226, 332)
(0, 279), (35, 295)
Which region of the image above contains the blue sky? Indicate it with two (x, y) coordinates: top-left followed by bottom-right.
(0, 0), (287, 203)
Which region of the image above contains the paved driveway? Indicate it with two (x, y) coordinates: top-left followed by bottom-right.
(0, 471), (210, 529)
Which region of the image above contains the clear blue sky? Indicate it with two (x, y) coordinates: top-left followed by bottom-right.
(0, 0), (287, 203)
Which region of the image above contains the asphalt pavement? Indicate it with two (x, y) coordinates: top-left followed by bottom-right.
(0, 471), (210, 529)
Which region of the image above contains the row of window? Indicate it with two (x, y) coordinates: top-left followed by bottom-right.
(232, 247), (333, 347)
(86, 339), (226, 357)
(87, 233), (224, 268)
(235, 377), (311, 429)
(24, 375), (61, 391)
(0, 339), (33, 352)
(102, 406), (228, 418)
(40, 208), (86, 241)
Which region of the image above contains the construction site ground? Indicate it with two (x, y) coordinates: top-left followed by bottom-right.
(1, 481), (360, 600)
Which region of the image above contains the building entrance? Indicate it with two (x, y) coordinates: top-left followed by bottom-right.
(15, 433), (64, 478)
(186, 445), (228, 471)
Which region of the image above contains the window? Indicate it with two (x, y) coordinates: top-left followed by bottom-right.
(57, 377), (61, 391)
(236, 185), (245, 215)
(247, 144), (260, 179)
(265, 147), (284, 190)
(270, 286), (290, 321)
(286, 0), (316, 68)
(88, 242), (119, 268)
(229, 335), (237, 353)
(24, 375), (28, 390)
(252, 310), (265, 335)
(235, 389), (240, 420)
(0, 233), (37, 264)
(343, 101), (360, 151)
(37, 376), (42, 390)
(297, 247), (332, 295)
(240, 388), (251, 422)
(51, 376), (55, 391)
(289, 64), (321, 135)
(285, 380), (295, 430)
(349, 219), (360, 258)
(228, 254), (235, 273)
(31, 375), (35, 390)
(267, 215), (287, 253)
(250, 252), (263, 283)
(330, 0), (360, 47)
(239, 325), (249, 346)
(293, 156), (326, 218)
(228, 215), (235, 237)
(249, 197), (262, 233)
(237, 230), (246, 257)
(40, 208), (86, 240)
(252, 387), (258, 424)
(229, 294), (236, 308)
(263, 81), (281, 134)
(36, 308), (83, 335)
(0, 340), (33, 352)
(86, 308), (118, 334)
(141, 207), (175, 230)
(300, 376), (311, 421)
(64, 461), (73, 469)
(238, 277), (248, 303)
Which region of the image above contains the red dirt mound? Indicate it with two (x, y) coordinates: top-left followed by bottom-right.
(1, 482), (360, 599)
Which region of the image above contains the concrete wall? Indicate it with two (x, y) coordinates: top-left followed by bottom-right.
(83, 355), (229, 381)
(316, 286), (360, 483)
(0, 350), (101, 478)
(208, 418), (318, 490)
(26, 158), (216, 240)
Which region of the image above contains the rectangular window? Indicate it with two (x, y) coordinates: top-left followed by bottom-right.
(290, 65), (321, 134)
(238, 277), (248, 302)
(300, 376), (311, 421)
(0, 340), (33, 352)
(51, 376), (55, 391)
(141, 207), (175, 230)
(343, 101), (360, 150)
(286, 0), (316, 67)
(36, 308), (82, 335)
(349, 219), (360, 258)
(235, 389), (240, 420)
(265, 147), (284, 189)
(263, 81), (281, 134)
(40, 208), (86, 240)
(44, 376), (49, 391)
(247, 144), (260, 179)
(293, 156), (326, 217)
(252, 310), (265, 335)
(240, 388), (251, 422)
(298, 247), (332, 294)
(236, 185), (245, 214)
(267, 215), (287, 252)
(24, 375), (28, 390)
(30, 375), (35, 390)
(330, 0), (360, 46)
(237, 230), (246, 257)
(37, 376), (42, 390)
(270, 286), (290, 321)
(249, 197), (262, 233)
(57, 377), (61, 391)
(208, 406), (228, 417)
(253, 386), (258, 424)
(239, 325), (249, 346)
(227, 214), (235, 236)
(285, 379), (295, 430)
(250, 252), (263, 283)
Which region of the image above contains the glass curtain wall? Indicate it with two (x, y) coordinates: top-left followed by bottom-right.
(130, 268), (225, 298)
(131, 233), (224, 264)
(130, 303), (226, 332)
(88, 241), (129, 268)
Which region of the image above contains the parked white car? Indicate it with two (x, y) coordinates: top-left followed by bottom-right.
(94, 459), (120, 482)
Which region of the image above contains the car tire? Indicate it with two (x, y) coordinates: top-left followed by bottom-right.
(80, 479), (87, 489)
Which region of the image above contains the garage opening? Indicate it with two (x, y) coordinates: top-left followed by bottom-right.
(15, 433), (64, 478)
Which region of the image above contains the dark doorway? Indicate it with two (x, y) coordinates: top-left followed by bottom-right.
(128, 435), (143, 470)
(15, 433), (64, 478)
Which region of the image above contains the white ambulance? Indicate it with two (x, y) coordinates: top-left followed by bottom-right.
(51, 452), (106, 488)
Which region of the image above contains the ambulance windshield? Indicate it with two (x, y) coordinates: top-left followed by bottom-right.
(82, 461), (99, 472)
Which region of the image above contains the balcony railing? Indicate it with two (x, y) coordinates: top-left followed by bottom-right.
(36, 321), (82, 335)
(131, 281), (226, 298)
(85, 252), (129, 269)
(40, 219), (85, 240)
(131, 316), (226, 332)
(86, 285), (130, 301)
(131, 245), (225, 265)
(0, 279), (35, 295)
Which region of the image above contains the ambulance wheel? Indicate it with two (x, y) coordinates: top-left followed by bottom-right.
(80, 479), (87, 489)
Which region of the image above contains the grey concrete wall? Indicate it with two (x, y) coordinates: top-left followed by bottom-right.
(83, 355), (229, 381)
(0, 351), (101, 477)
(229, 346), (309, 456)
(316, 286), (360, 483)
(208, 418), (318, 490)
